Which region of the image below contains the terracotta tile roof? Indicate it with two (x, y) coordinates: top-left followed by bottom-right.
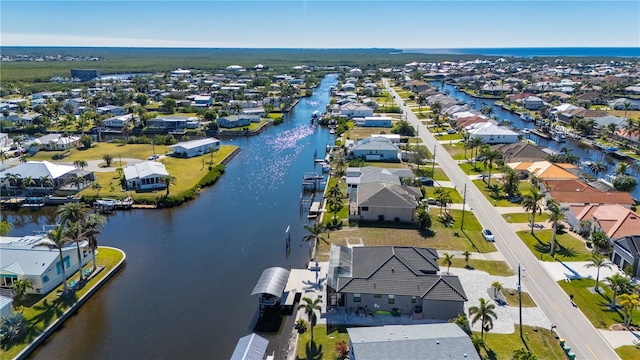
(594, 206), (640, 239)
(508, 161), (577, 180)
(546, 179), (635, 205)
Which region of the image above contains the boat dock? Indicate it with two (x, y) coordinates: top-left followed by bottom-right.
(94, 197), (134, 213)
(531, 129), (550, 139)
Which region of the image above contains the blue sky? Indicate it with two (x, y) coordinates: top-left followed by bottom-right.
(2, 1), (639, 48)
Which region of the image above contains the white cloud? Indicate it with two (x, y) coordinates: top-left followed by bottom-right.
(2, 33), (245, 48)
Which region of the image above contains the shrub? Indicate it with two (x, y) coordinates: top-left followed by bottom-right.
(335, 340), (349, 359)
(295, 319), (308, 334)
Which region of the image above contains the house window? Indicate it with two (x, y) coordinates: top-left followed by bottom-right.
(374, 294), (381, 298)
(353, 293), (361, 303)
(411, 296), (417, 303)
(43, 275), (49, 283)
(388, 295), (395, 304)
(362, 207), (369, 211)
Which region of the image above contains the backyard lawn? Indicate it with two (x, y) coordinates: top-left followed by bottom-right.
(0, 247), (124, 359)
(478, 325), (566, 360)
(502, 212), (550, 223)
(219, 119), (268, 131)
(318, 209), (496, 260)
(29, 143), (164, 162)
(415, 166), (450, 181)
(616, 345), (640, 360)
(558, 278), (640, 329)
(422, 186), (463, 203)
(435, 133), (463, 141)
(296, 325), (349, 360)
(345, 126), (395, 140)
(516, 230), (591, 262)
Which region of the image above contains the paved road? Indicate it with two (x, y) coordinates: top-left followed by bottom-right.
(384, 79), (619, 360)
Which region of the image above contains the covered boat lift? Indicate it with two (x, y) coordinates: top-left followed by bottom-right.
(251, 267), (290, 307)
(230, 333), (269, 360)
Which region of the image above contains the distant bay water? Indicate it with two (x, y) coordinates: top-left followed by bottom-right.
(401, 47), (640, 58)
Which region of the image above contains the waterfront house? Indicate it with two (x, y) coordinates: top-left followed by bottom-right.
(345, 166), (412, 190)
(567, 204), (640, 240)
(217, 115), (260, 128)
(103, 114), (139, 128)
(36, 133), (81, 151)
(491, 142), (548, 163)
(0, 233), (91, 295)
(169, 138), (220, 158)
(0, 160), (82, 190)
(327, 245), (467, 320)
(347, 323), (480, 360)
(351, 183), (422, 222)
(349, 137), (399, 161)
(192, 95), (213, 108)
(544, 178), (634, 207)
(466, 122), (519, 144)
(239, 108), (267, 117)
(611, 236), (640, 279)
(508, 161), (578, 181)
(523, 96), (544, 110)
(340, 103), (374, 119)
(123, 161), (170, 191)
(0, 296), (12, 318)
(353, 117), (392, 128)
(609, 98), (640, 111)
(147, 115), (200, 131)
(407, 80), (430, 93)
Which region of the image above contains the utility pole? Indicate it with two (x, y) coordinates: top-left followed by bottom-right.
(431, 144), (436, 178)
(518, 263), (523, 339)
(460, 183), (467, 230)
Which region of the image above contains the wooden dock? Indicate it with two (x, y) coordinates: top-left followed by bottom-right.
(131, 204), (157, 209)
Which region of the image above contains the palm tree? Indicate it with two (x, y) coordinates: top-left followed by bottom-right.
(39, 175), (54, 190)
(584, 253), (612, 293)
(491, 281), (503, 299)
(468, 297), (498, 339)
(589, 162), (607, 179)
(21, 175), (35, 191)
(297, 297), (322, 342)
(441, 252), (454, 274)
(333, 152), (347, 177)
(161, 175), (177, 196)
(522, 187), (544, 234)
(547, 198), (568, 256)
(34, 226), (71, 291)
(92, 182), (103, 197)
(11, 279), (33, 300)
(73, 160), (88, 170)
(71, 175), (86, 191)
(462, 250), (472, 268)
(468, 137), (484, 167)
(483, 149), (502, 186)
(615, 162), (630, 176)
(75, 213), (106, 272)
(302, 223), (328, 263)
(57, 202), (89, 280)
(619, 293), (639, 327)
(607, 273), (630, 309)
(501, 167), (520, 198)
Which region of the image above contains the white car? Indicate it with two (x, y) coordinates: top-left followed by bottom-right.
(148, 154), (160, 160)
(482, 229), (495, 242)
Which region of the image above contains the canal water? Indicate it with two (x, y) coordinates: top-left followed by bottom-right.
(4, 75), (338, 359)
(432, 82), (640, 199)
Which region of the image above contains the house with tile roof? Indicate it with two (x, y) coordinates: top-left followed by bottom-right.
(567, 204), (640, 239)
(508, 161), (578, 181)
(611, 236), (640, 279)
(327, 245), (467, 321)
(544, 179), (634, 208)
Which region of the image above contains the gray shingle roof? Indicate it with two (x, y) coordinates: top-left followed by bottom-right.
(358, 183), (420, 208)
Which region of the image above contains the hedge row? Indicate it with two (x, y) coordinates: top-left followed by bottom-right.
(158, 164), (226, 208)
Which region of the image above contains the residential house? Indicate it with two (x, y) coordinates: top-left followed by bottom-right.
(352, 183), (422, 222)
(103, 114), (139, 128)
(508, 161), (578, 181)
(407, 80), (430, 93)
(0, 296), (12, 318)
(611, 236), (640, 279)
(96, 105), (126, 116)
(17, 113), (41, 126)
(466, 122), (519, 144)
(347, 324), (480, 360)
(217, 115), (260, 128)
(0, 232), (92, 295)
(327, 245), (467, 320)
(192, 95), (213, 108)
(567, 204), (640, 240)
(147, 116), (200, 131)
(123, 161), (170, 191)
(523, 96), (544, 110)
(624, 86), (640, 95)
(545, 179), (634, 209)
(0, 160), (85, 190)
(491, 142), (548, 163)
(349, 67), (363, 77)
(609, 98), (640, 111)
(169, 138), (220, 158)
(454, 116), (487, 129)
(353, 117), (392, 128)
(239, 108), (266, 117)
(36, 134), (81, 151)
(349, 137), (399, 161)
(345, 166), (412, 192)
(576, 91), (606, 106)
(340, 103), (374, 119)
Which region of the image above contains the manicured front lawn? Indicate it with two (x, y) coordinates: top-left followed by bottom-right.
(471, 179), (530, 207)
(502, 212), (550, 223)
(29, 143), (164, 162)
(444, 142), (470, 160)
(616, 345), (640, 360)
(477, 325), (566, 360)
(502, 288), (536, 307)
(296, 325), (350, 360)
(516, 230), (591, 262)
(460, 162), (484, 174)
(558, 278), (640, 329)
(422, 186), (463, 203)
(415, 166), (450, 181)
(319, 209), (496, 260)
(0, 247), (124, 359)
(449, 258), (514, 276)
(435, 133), (463, 141)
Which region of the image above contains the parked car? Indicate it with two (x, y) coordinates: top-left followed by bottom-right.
(482, 229), (495, 242)
(417, 177), (434, 186)
(148, 154), (160, 160)
(427, 198), (437, 205)
(446, 128), (457, 134)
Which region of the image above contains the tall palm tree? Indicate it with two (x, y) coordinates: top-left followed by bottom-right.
(297, 297), (322, 342)
(468, 297), (498, 339)
(468, 137), (484, 167)
(483, 149), (502, 186)
(607, 273), (630, 309)
(327, 185), (344, 225)
(462, 250), (472, 268)
(73, 160), (88, 170)
(71, 175), (86, 191)
(21, 175), (35, 191)
(34, 226), (71, 291)
(589, 162), (607, 179)
(584, 253), (612, 293)
(302, 223), (328, 263)
(441, 252), (454, 274)
(501, 167), (520, 198)
(161, 175), (177, 196)
(522, 187), (544, 234)
(619, 293), (639, 327)
(57, 202), (89, 280)
(75, 213), (106, 272)
(547, 198), (568, 256)
(615, 162), (630, 176)
(39, 175), (54, 190)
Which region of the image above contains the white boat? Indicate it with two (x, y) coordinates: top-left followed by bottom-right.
(521, 128), (531, 134)
(329, 128), (336, 134)
(520, 113), (533, 122)
(553, 132), (566, 143)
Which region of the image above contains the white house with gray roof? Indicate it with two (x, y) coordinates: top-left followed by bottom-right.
(466, 122), (519, 144)
(123, 161), (169, 191)
(351, 183), (422, 222)
(349, 137), (399, 161)
(0, 233), (91, 295)
(347, 323), (480, 360)
(169, 138), (220, 158)
(327, 245), (467, 322)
